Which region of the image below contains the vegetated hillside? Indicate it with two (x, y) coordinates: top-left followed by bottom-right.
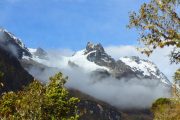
(69, 89), (153, 120)
(0, 47), (33, 94)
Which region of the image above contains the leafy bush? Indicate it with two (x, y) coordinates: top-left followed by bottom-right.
(151, 98), (171, 110)
(128, 0), (180, 63)
(174, 69), (180, 82)
(0, 72), (80, 120)
(151, 98), (180, 120)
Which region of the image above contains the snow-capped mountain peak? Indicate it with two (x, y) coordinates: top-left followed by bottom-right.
(28, 48), (47, 59)
(84, 42), (116, 68)
(0, 28), (32, 59)
(64, 42), (172, 85)
(0, 28), (25, 48)
(0, 29), (170, 86)
(120, 56), (171, 85)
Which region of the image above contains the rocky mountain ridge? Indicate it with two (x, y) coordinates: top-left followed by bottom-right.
(64, 42), (171, 85)
(0, 28), (171, 86)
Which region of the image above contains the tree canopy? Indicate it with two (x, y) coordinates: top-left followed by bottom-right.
(128, 1), (180, 118)
(128, 0), (180, 63)
(0, 72), (80, 120)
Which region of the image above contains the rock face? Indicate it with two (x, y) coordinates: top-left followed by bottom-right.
(69, 89), (122, 120)
(0, 47), (33, 94)
(78, 100), (121, 120)
(85, 42), (136, 79)
(85, 42), (116, 68)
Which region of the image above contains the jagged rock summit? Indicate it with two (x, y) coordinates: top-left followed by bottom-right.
(85, 42), (115, 68)
(0, 28), (47, 60)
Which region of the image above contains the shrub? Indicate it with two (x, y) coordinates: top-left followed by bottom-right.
(0, 72), (80, 120)
(151, 98), (180, 120)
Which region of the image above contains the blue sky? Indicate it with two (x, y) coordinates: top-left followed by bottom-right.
(0, 0), (149, 50)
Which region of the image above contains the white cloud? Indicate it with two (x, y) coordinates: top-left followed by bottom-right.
(27, 51), (171, 109)
(47, 49), (75, 57)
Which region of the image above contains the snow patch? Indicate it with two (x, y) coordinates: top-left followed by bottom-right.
(0, 28), (26, 49)
(66, 50), (109, 72)
(120, 57), (154, 76)
(28, 48), (37, 53)
(120, 57), (171, 85)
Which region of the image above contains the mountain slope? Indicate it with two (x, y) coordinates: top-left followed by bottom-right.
(120, 56), (171, 85)
(0, 28), (34, 94)
(0, 47), (33, 94)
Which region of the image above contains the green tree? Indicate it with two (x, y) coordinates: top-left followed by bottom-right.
(0, 72), (80, 120)
(42, 73), (79, 120)
(128, 0), (179, 63)
(128, 0), (180, 119)
(128, 0), (180, 90)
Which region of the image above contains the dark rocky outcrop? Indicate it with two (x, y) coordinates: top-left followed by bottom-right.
(0, 47), (33, 94)
(69, 89), (122, 120)
(85, 42), (116, 68)
(85, 42), (138, 79)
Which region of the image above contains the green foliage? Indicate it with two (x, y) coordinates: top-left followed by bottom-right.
(129, 1), (180, 119)
(174, 68), (180, 82)
(128, 0), (180, 63)
(151, 98), (171, 110)
(151, 98), (180, 120)
(0, 72), (80, 120)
